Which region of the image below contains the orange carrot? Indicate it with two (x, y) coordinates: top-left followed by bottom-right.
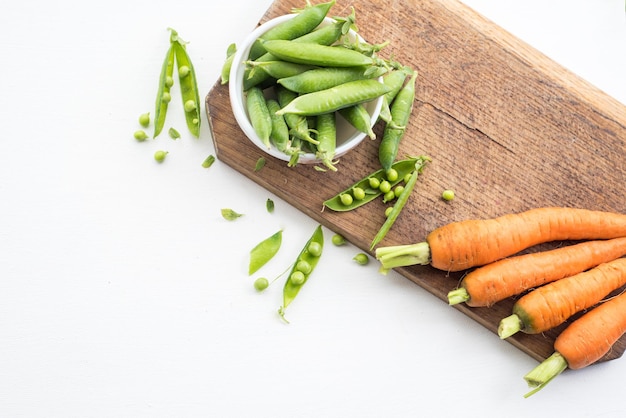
(498, 258), (626, 339)
(523, 290), (626, 397)
(376, 207), (626, 273)
(447, 237), (626, 307)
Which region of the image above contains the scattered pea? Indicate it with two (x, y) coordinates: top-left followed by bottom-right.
(394, 185), (405, 198)
(386, 168), (399, 182)
(307, 241), (322, 257)
(442, 189), (455, 201)
(184, 100), (196, 113)
(352, 186), (366, 201)
(353, 253), (369, 265)
(332, 234), (346, 246)
(290, 270), (305, 286)
(221, 208), (244, 221)
(168, 127), (181, 139)
(379, 180), (392, 194)
(154, 150), (168, 162)
(254, 277), (269, 292)
(138, 112), (150, 128)
(179, 65), (190, 78)
(340, 193), (354, 206)
(383, 190), (396, 203)
(368, 177), (380, 189)
(385, 207), (393, 217)
(134, 130), (148, 141)
(202, 155), (215, 168)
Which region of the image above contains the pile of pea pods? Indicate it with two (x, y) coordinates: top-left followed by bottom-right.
(221, 0), (419, 172)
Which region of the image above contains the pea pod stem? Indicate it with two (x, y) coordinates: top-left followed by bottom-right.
(370, 156), (430, 250)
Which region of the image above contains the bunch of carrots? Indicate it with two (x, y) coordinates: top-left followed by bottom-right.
(374, 207), (626, 397)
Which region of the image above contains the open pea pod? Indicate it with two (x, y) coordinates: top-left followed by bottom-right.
(323, 157), (424, 212)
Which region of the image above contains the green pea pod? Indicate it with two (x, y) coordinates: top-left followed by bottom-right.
(314, 112), (337, 171)
(248, 0), (336, 60)
(153, 44), (175, 138)
(275, 85), (317, 146)
(247, 60), (316, 81)
(278, 225), (324, 323)
(276, 79), (390, 116)
(370, 156), (430, 250)
(220, 43), (237, 85)
(266, 99), (290, 153)
(249, 230), (283, 275)
(277, 66), (373, 94)
(378, 68), (411, 123)
(338, 103), (375, 139)
(379, 70), (418, 170)
(246, 87), (272, 148)
(171, 29), (201, 138)
(262, 40), (376, 68)
(323, 157), (425, 212)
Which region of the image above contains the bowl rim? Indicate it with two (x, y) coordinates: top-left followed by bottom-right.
(228, 14), (384, 164)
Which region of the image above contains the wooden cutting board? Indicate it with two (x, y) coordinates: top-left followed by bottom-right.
(206, 0), (626, 363)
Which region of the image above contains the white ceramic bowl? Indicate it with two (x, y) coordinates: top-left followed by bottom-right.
(229, 14), (384, 164)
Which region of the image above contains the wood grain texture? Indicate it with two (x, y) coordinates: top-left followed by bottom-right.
(206, 0), (626, 363)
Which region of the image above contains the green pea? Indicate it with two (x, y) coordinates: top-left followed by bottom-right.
(254, 277), (269, 292)
(138, 112), (150, 128)
(403, 173), (412, 183)
(394, 185), (405, 198)
(154, 150), (168, 162)
(165, 76), (174, 88)
(383, 190), (395, 203)
(307, 241), (322, 257)
(249, 230), (283, 275)
(290, 271), (305, 286)
(352, 187), (366, 201)
(386, 168), (399, 182)
(184, 100), (196, 112)
(134, 130), (148, 141)
(161, 92), (171, 103)
(179, 65), (190, 78)
(353, 253), (369, 265)
(442, 189), (455, 201)
(368, 177), (380, 189)
(295, 260), (312, 275)
(385, 207), (393, 217)
(340, 193), (354, 206)
(332, 234), (346, 246)
(379, 180), (391, 194)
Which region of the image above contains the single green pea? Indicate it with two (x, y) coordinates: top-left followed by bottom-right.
(386, 168), (399, 182)
(368, 177), (380, 189)
(161, 92), (171, 103)
(385, 206), (393, 217)
(307, 241), (322, 257)
(254, 277), (269, 292)
(379, 180), (392, 194)
(154, 150), (168, 162)
(403, 173), (412, 183)
(332, 234), (346, 246)
(442, 189), (455, 201)
(134, 130), (148, 141)
(352, 187), (366, 201)
(394, 185), (405, 198)
(192, 118), (199, 125)
(353, 253), (369, 265)
(139, 112), (150, 128)
(184, 100), (196, 113)
(295, 260), (312, 275)
(290, 270), (305, 286)
(179, 65), (190, 78)
(165, 76), (174, 88)
(340, 193), (354, 206)
(383, 190), (396, 203)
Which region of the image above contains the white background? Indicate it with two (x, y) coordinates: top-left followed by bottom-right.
(1, 1), (625, 417)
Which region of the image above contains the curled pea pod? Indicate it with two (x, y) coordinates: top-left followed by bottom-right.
(379, 70), (418, 170)
(277, 66), (374, 94)
(262, 40), (377, 68)
(370, 156), (431, 250)
(314, 112), (337, 171)
(278, 225), (324, 323)
(323, 157), (424, 212)
(276, 79), (391, 116)
(171, 29), (201, 138)
(248, 0), (336, 60)
(153, 44), (175, 138)
(246, 87), (272, 148)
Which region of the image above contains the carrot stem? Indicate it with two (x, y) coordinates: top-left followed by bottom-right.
(498, 314), (523, 339)
(375, 242), (431, 271)
(523, 352), (568, 398)
(447, 288), (470, 305)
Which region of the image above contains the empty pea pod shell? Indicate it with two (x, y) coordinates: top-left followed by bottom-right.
(249, 229), (283, 275)
(323, 157), (423, 212)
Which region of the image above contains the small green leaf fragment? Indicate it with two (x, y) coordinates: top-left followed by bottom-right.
(221, 208), (243, 221)
(202, 155), (216, 168)
(255, 157), (266, 172)
(168, 127), (181, 139)
(266, 198), (275, 213)
(249, 230), (283, 275)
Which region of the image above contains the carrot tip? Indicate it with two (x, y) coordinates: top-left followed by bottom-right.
(523, 352), (568, 398)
